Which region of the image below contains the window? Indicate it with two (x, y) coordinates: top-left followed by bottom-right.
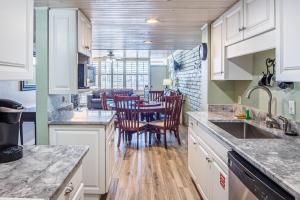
(112, 60), (124, 89)
(98, 57), (149, 90)
(100, 60), (112, 89)
(137, 60), (149, 90)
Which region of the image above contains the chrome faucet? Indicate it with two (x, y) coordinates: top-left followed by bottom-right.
(278, 116), (298, 136)
(246, 86), (280, 129)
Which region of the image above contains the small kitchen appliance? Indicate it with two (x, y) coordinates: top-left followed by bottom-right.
(0, 99), (24, 163)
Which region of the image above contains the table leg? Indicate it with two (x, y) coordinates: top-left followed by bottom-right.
(20, 122), (24, 145)
(34, 121), (37, 145)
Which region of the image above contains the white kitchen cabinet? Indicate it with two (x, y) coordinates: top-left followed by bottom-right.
(211, 17), (225, 80)
(188, 117), (230, 200)
(211, 17), (254, 80)
(50, 121), (115, 200)
(223, 0), (275, 46)
(49, 9), (92, 94)
(224, 1), (244, 46)
(78, 11), (92, 57)
(0, 0), (33, 80)
(49, 9), (78, 94)
(243, 0), (275, 40)
(210, 154), (228, 200)
(276, 0), (300, 82)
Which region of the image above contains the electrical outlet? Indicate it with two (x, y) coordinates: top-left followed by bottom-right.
(289, 100), (296, 115)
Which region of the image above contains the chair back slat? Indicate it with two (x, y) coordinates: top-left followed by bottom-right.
(149, 91), (164, 102)
(114, 96), (141, 131)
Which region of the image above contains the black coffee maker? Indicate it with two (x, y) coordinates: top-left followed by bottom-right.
(0, 99), (24, 163)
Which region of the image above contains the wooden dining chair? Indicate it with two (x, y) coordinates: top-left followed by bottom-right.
(148, 95), (182, 148)
(101, 92), (108, 110)
(114, 96), (147, 149)
(171, 95), (183, 145)
(149, 91), (164, 102)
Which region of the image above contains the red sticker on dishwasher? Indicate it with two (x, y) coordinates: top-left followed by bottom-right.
(220, 173), (225, 189)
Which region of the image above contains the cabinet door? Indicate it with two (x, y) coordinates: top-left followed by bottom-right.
(243, 0), (275, 40)
(85, 22), (92, 57)
(211, 18), (224, 80)
(224, 1), (244, 46)
(210, 160), (229, 200)
(276, 0), (300, 82)
(0, 0), (33, 80)
(188, 133), (198, 180)
(49, 126), (106, 195)
(106, 130), (115, 191)
(49, 9), (77, 94)
(78, 11), (86, 55)
(195, 141), (211, 200)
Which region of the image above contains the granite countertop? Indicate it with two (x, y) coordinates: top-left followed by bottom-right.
(48, 108), (116, 125)
(188, 111), (300, 199)
(0, 145), (89, 200)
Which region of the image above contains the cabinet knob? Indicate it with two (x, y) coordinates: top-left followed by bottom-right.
(64, 182), (74, 196)
(206, 157), (212, 163)
(190, 122), (194, 126)
(238, 28), (243, 32)
(85, 46), (90, 50)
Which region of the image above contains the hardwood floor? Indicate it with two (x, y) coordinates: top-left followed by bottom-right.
(106, 126), (202, 200)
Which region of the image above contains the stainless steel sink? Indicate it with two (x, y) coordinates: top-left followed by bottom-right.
(210, 121), (280, 139)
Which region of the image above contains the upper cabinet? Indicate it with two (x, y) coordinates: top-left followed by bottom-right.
(211, 17), (253, 81)
(0, 0), (33, 80)
(276, 0), (300, 82)
(49, 9), (92, 94)
(224, 0), (275, 46)
(78, 11), (92, 57)
(224, 1), (244, 46)
(243, 0), (275, 40)
(211, 18), (225, 80)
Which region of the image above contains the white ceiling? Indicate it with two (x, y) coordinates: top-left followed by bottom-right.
(35, 0), (237, 50)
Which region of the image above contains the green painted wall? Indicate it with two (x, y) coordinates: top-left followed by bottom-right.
(236, 49), (300, 120)
(36, 8), (49, 144)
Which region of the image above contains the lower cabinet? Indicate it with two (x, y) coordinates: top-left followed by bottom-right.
(56, 163), (84, 200)
(49, 122), (115, 200)
(188, 118), (229, 200)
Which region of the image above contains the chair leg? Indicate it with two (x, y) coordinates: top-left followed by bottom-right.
(164, 130), (167, 149)
(117, 129), (122, 148)
(144, 130), (147, 147)
(176, 127), (181, 145)
(149, 130), (152, 146)
(137, 131), (139, 149)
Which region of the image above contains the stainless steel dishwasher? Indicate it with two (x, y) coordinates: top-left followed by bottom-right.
(228, 151), (295, 200)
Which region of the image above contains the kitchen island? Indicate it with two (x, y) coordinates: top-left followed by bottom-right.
(0, 145), (88, 200)
(48, 108), (116, 200)
(188, 110), (300, 200)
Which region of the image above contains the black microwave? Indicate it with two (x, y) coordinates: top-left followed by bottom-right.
(78, 64), (96, 89)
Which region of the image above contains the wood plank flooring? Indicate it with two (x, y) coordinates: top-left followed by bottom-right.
(106, 127), (202, 200)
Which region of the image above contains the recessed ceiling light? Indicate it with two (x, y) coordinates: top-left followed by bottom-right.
(146, 18), (159, 24)
(144, 40), (153, 44)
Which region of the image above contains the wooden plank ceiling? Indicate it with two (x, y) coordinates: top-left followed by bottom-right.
(35, 0), (237, 50)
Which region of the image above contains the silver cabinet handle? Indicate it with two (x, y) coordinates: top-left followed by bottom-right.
(64, 182), (74, 196)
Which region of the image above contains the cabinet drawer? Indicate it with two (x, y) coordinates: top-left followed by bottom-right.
(56, 163), (83, 200)
(189, 117), (230, 163)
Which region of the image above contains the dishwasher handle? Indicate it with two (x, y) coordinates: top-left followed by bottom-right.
(228, 151), (295, 200)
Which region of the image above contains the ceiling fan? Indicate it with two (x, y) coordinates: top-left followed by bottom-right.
(94, 50), (122, 61)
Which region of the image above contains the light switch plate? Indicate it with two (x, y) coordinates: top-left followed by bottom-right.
(289, 100), (296, 115)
